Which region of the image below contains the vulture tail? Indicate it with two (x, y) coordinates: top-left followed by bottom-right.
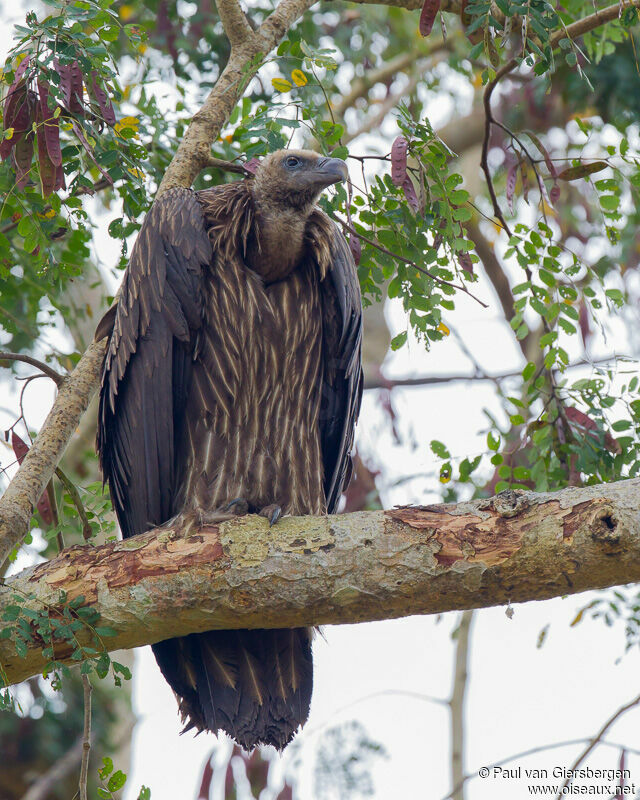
(152, 627), (313, 751)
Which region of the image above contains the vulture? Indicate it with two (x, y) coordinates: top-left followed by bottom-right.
(95, 149), (363, 750)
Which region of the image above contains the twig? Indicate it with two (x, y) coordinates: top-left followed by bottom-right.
(0, 352), (64, 386)
(450, 611), (474, 800)
(555, 692), (640, 799)
(46, 481), (64, 553)
(79, 674), (92, 800)
(333, 217), (488, 308)
(204, 156), (253, 176)
(54, 467), (92, 542)
(363, 355), (626, 391)
(481, 59), (518, 237)
(20, 736), (85, 800)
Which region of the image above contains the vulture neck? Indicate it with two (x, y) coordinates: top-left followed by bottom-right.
(247, 196), (314, 283)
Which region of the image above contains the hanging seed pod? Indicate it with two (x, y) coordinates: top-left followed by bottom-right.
(419, 0), (441, 37)
(37, 79), (62, 167)
(87, 70), (116, 126)
(391, 135), (408, 186)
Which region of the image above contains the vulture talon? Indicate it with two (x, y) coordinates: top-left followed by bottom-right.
(259, 504), (282, 527)
(224, 497), (249, 515)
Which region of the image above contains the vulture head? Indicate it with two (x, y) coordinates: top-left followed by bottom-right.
(251, 149), (349, 213)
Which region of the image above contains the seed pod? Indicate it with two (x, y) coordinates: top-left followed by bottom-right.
(391, 136), (408, 186)
(37, 79), (62, 167)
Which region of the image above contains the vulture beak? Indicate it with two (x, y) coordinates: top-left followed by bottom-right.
(313, 157), (349, 187)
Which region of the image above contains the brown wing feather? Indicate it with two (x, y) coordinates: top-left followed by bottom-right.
(307, 212), (363, 513)
(96, 188), (212, 538)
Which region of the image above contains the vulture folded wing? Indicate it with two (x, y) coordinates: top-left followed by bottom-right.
(317, 219), (364, 513)
(96, 188), (212, 538)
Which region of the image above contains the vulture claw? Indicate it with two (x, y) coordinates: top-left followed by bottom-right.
(259, 504), (282, 527)
(224, 497), (249, 515)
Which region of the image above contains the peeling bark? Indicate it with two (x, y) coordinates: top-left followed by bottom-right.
(2, 481), (640, 687)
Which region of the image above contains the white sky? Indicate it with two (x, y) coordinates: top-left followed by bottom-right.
(2, 3), (640, 800)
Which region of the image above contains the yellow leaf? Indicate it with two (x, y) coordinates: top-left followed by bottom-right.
(119, 116), (139, 128)
(4, 127), (14, 141)
(291, 69), (307, 86)
(271, 77), (292, 93)
(119, 4), (134, 19)
(437, 322), (450, 336)
(127, 167), (145, 178)
(44, 208), (56, 218)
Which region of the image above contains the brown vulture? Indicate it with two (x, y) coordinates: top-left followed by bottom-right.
(95, 149), (363, 750)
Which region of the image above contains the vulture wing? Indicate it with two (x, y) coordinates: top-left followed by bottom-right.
(317, 219), (364, 513)
(96, 188), (212, 539)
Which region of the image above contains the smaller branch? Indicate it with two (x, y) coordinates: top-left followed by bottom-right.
(555, 693), (640, 799)
(55, 467), (92, 542)
(364, 355), (626, 390)
(334, 217), (488, 308)
(0, 352), (64, 386)
(45, 481), (64, 553)
(450, 610), (474, 800)
(20, 736), (85, 800)
(216, 0), (254, 48)
(204, 156), (253, 176)
(79, 674), (92, 800)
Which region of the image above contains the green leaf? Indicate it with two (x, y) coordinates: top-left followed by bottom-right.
(390, 331), (407, 351)
(108, 770), (127, 792)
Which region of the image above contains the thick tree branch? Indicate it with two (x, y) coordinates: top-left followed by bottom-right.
(216, 0), (254, 48)
(0, 341), (105, 567)
(158, 0), (316, 193)
(2, 479), (640, 687)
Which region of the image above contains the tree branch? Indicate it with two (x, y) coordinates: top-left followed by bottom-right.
(555, 693), (640, 799)
(0, 340), (105, 567)
(216, 0), (254, 48)
(158, 0), (316, 193)
(450, 610), (473, 800)
(0, 352), (65, 386)
(20, 736), (85, 800)
(2, 479), (640, 687)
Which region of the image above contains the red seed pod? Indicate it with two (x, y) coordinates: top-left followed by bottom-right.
(71, 120), (113, 184)
(402, 174), (419, 212)
(349, 232), (362, 266)
(244, 157), (261, 174)
(37, 79), (62, 167)
(419, 0), (441, 36)
(391, 136), (408, 187)
(88, 71), (116, 126)
(11, 431), (54, 524)
(57, 59), (84, 116)
(13, 133), (34, 189)
(506, 160), (518, 214)
(458, 251), (473, 274)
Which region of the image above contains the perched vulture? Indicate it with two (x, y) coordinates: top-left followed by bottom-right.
(95, 149), (363, 750)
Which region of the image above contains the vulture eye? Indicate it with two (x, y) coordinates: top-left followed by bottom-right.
(285, 156), (301, 168)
